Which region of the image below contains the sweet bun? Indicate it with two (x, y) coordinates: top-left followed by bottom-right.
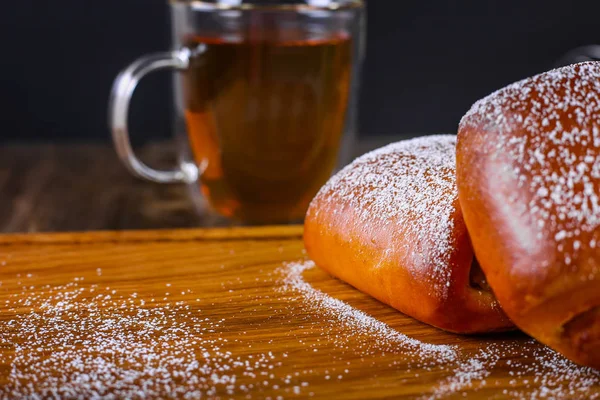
(457, 62), (600, 368)
(304, 135), (514, 333)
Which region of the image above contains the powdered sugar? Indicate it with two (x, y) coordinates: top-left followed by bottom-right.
(279, 260), (600, 399)
(278, 260), (458, 364)
(0, 259), (597, 398)
(460, 62), (600, 258)
(315, 135), (458, 294)
(0, 280), (295, 399)
(430, 348), (500, 397)
(428, 340), (600, 399)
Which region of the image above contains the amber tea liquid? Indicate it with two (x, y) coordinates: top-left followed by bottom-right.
(182, 34), (352, 224)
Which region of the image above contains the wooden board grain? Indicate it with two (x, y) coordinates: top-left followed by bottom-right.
(0, 226), (597, 399)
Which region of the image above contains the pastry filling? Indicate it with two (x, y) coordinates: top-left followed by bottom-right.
(469, 258), (491, 292)
(562, 306), (600, 349)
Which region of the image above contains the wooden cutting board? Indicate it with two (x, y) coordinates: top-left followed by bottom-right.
(0, 226), (597, 399)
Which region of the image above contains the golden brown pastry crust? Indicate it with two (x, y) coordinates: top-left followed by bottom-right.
(457, 62), (600, 368)
(304, 135), (513, 334)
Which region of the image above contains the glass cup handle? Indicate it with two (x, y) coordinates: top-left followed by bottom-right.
(109, 48), (198, 184)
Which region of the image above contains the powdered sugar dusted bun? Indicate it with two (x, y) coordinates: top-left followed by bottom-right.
(304, 135), (513, 333)
(457, 62), (600, 368)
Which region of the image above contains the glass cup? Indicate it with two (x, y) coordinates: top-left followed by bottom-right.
(109, 0), (365, 225)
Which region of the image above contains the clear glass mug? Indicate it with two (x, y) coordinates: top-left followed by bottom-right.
(109, 0), (365, 225)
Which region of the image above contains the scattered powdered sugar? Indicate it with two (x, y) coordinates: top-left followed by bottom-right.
(460, 62), (600, 257)
(0, 260), (598, 398)
(427, 340), (600, 399)
(430, 349), (499, 398)
(0, 280), (295, 399)
(278, 260), (458, 364)
(279, 260), (600, 399)
(315, 135), (458, 294)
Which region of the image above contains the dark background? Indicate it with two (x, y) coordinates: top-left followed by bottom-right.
(1, 0), (599, 143)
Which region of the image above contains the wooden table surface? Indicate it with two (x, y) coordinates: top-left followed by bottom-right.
(0, 226), (597, 399)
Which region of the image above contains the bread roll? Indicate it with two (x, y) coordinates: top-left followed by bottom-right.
(304, 135), (514, 333)
(457, 62), (600, 368)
